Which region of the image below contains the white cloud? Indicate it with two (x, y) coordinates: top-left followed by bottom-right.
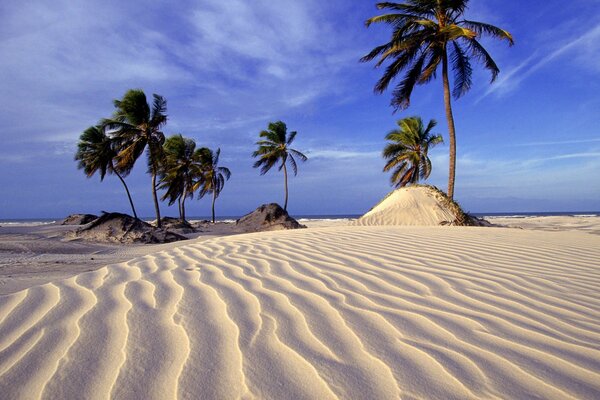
(308, 149), (380, 160)
(478, 23), (600, 101)
(508, 138), (600, 147)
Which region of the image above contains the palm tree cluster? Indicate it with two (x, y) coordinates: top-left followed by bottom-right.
(75, 89), (231, 226)
(362, 0), (513, 198)
(76, 1), (514, 219)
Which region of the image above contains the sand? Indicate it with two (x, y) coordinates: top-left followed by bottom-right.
(354, 186), (462, 226)
(489, 215), (600, 235)
(1, 221), (600, 399)
(0, 222), (237, 296)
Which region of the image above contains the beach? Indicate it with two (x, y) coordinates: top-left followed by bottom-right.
(1, 216), (600, 399)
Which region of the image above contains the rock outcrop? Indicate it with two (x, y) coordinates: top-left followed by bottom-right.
(62, 214), (98, 225)
(74, 212), (187, 244)
(236, 203), (306, 232)
(160, 217), (197, 234)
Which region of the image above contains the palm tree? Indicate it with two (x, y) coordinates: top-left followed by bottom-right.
(361, 0), (513, 199)
(103, 89), (167, 227)
(194, 148), (231, 223)
(158, 134), (204, 222)
(383, 116), (443, 187)
(252, 121), (308, 211)
(75, 124), (138, 218)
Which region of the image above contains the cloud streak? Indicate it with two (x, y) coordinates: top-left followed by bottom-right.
(478, 23), (600, 101)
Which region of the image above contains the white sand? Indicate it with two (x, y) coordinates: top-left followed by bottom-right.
(1, 225), (599, 399)
(489, 215), (600, 235)
(354, 186), (458, 226)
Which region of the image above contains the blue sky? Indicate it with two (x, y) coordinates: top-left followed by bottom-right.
(1, 0), (599, 218)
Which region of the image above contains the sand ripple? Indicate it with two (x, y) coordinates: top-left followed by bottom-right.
(1, 226), (599, 399)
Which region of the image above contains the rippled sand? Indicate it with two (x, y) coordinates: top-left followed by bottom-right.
(1, 226), (600, 399)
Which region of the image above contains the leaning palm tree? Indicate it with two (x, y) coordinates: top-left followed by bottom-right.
(383, 117), (443, 187)
(361, 0), (513, 199)
(103, 89), (167, 227)
(158, 134), (204, 222)
(75, 124), (138, 218)
(252, 121), (308, 211)
(194, 148), (231, 223)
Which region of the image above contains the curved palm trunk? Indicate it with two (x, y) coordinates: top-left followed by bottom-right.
(282, 162), (289, 211)
(151, 170), (162, 228)
(180, 196), (186, 223)
(211, 190), (216, 223)
(442, 50), (458, 200)
(114, 169), (138, 219)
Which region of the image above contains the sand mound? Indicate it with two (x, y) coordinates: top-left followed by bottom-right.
(236, 203), (306, 232)
(1, 226), (599, 399)
(355, 185), (489, 226)
(61, 214), (98, 225)
(74, 212), (187, 244)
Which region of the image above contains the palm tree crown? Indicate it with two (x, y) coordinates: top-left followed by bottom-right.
(75, 124), (138, 218)
(383, 117), (443, 187)
(103, 89), (168, 227)
(194, 148), (231, 223)
(158, 134), (203, 222)
(361, 0), (513, 199)
(252, 121), (307, 211)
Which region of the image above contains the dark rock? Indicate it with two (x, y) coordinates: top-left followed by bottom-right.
(75, 212), (187, 244)
(236, 203), (306, 232)
(62, 214), (98, 225)
(160, 217), (197, 234)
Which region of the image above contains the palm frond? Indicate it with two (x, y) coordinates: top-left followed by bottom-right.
(150, 94), (168, 128)
(467, 38), (500, 82)
(390, 51), (428, 109)
(289, 148), (308, 162)
(451, 41), (472, 98)
(461, 20), (514, 45)
(374, 45), (421, 93)
(288, 154), (298, 176)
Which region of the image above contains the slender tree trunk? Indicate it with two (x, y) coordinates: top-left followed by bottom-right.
(181, 196), (186, 223)
(177, 196), (182, 222)
(151, 170), (162, 228)
(114, 170), (138, 219)
(442, 49), (458, 200)
(282, 162), (289, 211)
(211, 190), (216, 223)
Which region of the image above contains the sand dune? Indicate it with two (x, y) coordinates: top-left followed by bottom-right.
(354, 186), (467, 226)
(1, 226), (600, 399)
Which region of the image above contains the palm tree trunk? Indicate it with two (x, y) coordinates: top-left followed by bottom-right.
(211, 190), (216, 223)
(178, 196), (183, 222)
(151, 170), (162, 228)
(182, 196), (187, 223)
(442, 50), (457, 200)
(114, 170), (138, 219)
(282, 162), (289, 211)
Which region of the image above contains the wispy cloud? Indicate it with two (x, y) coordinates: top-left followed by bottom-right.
(308, 149), (380, 160)
(527, 152), (600, 163)
(478, 23), (600, 101)
(0, 0), (363, 145)
(508, 138), (600, 147)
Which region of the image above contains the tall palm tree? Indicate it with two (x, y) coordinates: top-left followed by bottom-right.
(252, 121), (308, 211)
(194, 148), (231, 223)
(383, 116), (443, 187)
(361, 0), (513, 199)
(75, 124), (138, 218)
(158, 134), (204, 222)
(103, 89), (167, 227)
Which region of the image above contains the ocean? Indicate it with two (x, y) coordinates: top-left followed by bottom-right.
(1, 211), (599, 227)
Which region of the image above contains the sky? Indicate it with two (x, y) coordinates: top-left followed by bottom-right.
(1, 0), (599, 219)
